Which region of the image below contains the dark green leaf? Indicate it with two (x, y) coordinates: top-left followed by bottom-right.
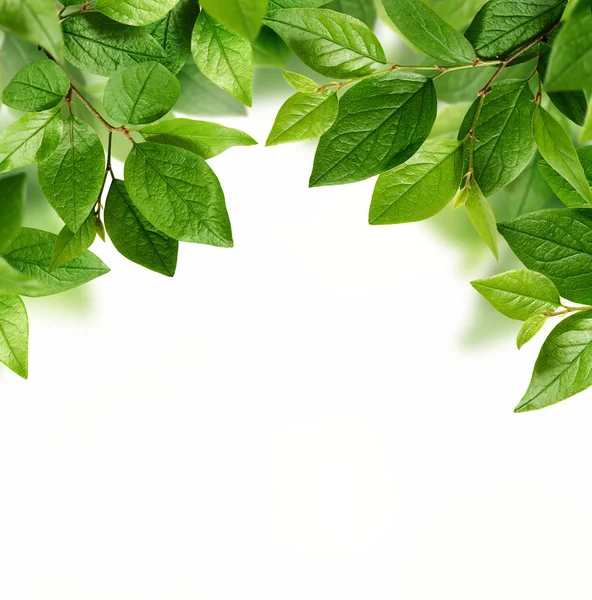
(0, 174), (25, 252)
(49, 216), (97, 272)
(95, 0), (181, 27)
(200, 0), (269, 41)
(548, 90), (588, 126)
(0, 294), (28, 379)
(517, 313), (548, 349)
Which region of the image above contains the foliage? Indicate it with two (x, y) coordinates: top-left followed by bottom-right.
(0, 0), (591, 414)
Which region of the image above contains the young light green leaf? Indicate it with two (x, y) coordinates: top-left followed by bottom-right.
(63, 13), (167, 78)
(143, 0), (200, 75)
(0, 256), (45, 296)
(104, 179), (178, 277)
(0, 0), (64, 62)
(545, 0), (592, 91)
(0, 294), (28, 379)
(2, 60), (70, 113)
(452, 185), (469, 210)
(459, 80), (536, 196)
(515, 310), (592, 412)
(532, 105), (592, 204)
(253, 27), (291, 67)
(0, 174), (26, 252)
(465, 0), (567, 60)
(104, 62), (180, 125)
(140, 119), (257, 159)
(381, 0), (475, 63)
(0, 108), (63, 173)
(311, 72), (436, 187)
(517, 313), (548, 349)
(503, 155), (552, 218)
(266, 91), (338, 146)
(124, 142), (233, 247)
(538, 146), (592, 208)
(498, 208), (592, 305)
(465, 180), (499, 259)
(471, 269), (561, 320)
(49, 216), (97, 272)
(282, 70), (319, 94)
(2, 228), (109, 297)
(369, 140), (464, 224)
(264, 8), (386, 79)
(38, 115), (105, 232)
(200, 0), (269, 41)
(192, 11), (253, 107)
(95, 0), (181, 27)
(326, 0), (376, 28)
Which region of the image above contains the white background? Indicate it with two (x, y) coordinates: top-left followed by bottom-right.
(2, 64), (592, 599)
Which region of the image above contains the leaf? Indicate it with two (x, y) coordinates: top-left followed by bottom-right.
(63, 13), (167, 78)
(282, 70), (318, 93)
(2, 228), (109, 297)
(95, 0), (181, 27)
(451, 185), (469, 209)
(140, 118), (257, 159)
(144, 0), (200, 75)
(548, 90), (588, 126)
(2, 59), (70, 113)
(268, 0), (330, 9)
(458, 80), (536, 197)
(381, 0), (475, 63)
(583, 102), (592, 143)
(104, 179), (178, 277)
(0, 174), (25, 252)
(0, 294), (28, 379)
(38, 115), (105, 232)
(0, 256), (45, 296)
(0, 108), (63, 173)
(124, 142), (233, 247)
(515, 311), (592, 412)
(471, 269), (561, 320)
(545, 0), (592, 91)
(532, 105), (592, 204)
(266, 91), (338, 146)
(264, 8), (386, 79)
(199, 0), (269, 41)
(104, 62), (180, 125)
(498, 208), (592, 304)
(191, 11), (253, 107)
(465, 180), (499, 258)
(326, 0), (376, 28)
(517, 313), (548, 349)
(49, 216), (97, 272)
(369, 140), (464, 224)
(310, 72), (436, 187)
(0, 0), (64, 61)
(253, 26), (291, 67)
(465, 0), (567, 60)
(94, 214), (106, 242)
(538, 146), (592, 208)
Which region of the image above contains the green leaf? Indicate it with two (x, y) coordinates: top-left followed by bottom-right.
(548, 90), (588, 126)
(538, 146), (592, 208)
(266, 91), (338, 146)
(268, 0), (330, 9)
(310, 72), (436, 187)
(104, 179), (178, 277)
(63, 13), (167, 78)
(104, 62), (180, 125)
(0, 0), (64, 61)
(191, 11), (253, 107)
(581, 101), (592, 142)
(451, 185), (469, 210)
(381, 0), (475, 63)
(532, 105), (592, 204)
(517, 313), (548, 349)
(140, 118), (257, 159)
(2, 59), (70, 113)
(498, 208), (592, 304)
(326, 0), (376, 28)
(95, 0), (181, 26)
(199, 0), (269, 41)
(282, 70), (318, 93)
(38, 115), (105, 232)
(0, 174), (25, 252)
(253, 26), (291, 67)
(264, 8), (386, 79)
(94, 213), (106, 243)
(144, 0), (200, 75)
(545, 0), (592, 91)
(0, 256), (45, 296)
(0, 107), (63, 173)
(124, 142), (233, 247)
(2, 228), (109, 297)
(471, 269), (561, 320)
(458, 80), (536, 197)
(369, 140), (464, 224)
(503, 155), (551, 218)
(0, 294), (28, 379)
(465, 180), (499, 258)
(515, 310), (592, 412)
(465, 0), (567, 60)
(49, 216), (97, 272)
